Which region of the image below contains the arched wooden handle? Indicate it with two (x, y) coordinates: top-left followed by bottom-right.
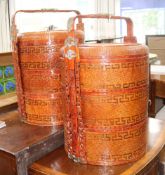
(68, 14), (137, 43)
(11, 9), (84, 45)
(11, 9), (84, 119)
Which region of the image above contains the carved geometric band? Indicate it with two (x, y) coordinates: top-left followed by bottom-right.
(83, 112), (147, 126)
(81, 79), (148, 90)
(25, 98), (63, 106)
(98, 144), (145, 162)
(86, 126), (146, 141)
(19, 45), (57, 54)
(21, 62), (51, 69)
(26, 113), (64, 121)
(80, 61), (148, 70)
(81, 90), (148, 103)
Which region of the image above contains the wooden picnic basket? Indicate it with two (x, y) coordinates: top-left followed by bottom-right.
(12, 10), (84, 126)
(63, 14), (149, 165)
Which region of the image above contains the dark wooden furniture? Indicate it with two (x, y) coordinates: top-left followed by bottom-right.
(146, 35), (165, 117)
(150, 59), (165, 116)
(29, 118), (165, 175)
(148, 54), (163, 117)
(0, 110), (64, 175)
(151, 75), (165, 99)
(149, 79), (165, 117)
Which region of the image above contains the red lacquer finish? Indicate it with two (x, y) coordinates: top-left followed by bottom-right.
(63, 14), (149, 165)
(12, 10), (84, 126)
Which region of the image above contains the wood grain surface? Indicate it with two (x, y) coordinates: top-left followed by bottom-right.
(151, 74), (165, 98)
(63, 42), (149, 165)
(29, 117), (165, 175)
(0, 93), (17, 108)
(0, 110), (64, 175)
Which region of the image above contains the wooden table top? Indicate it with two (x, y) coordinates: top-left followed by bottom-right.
(150, 57), (165, 98)
(151, 74), (165, 98)
(151, 74), (165, 84)
(30, 118), (165, 175)
(0, 93), (17, 108)
(0, 110), (63, 155)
